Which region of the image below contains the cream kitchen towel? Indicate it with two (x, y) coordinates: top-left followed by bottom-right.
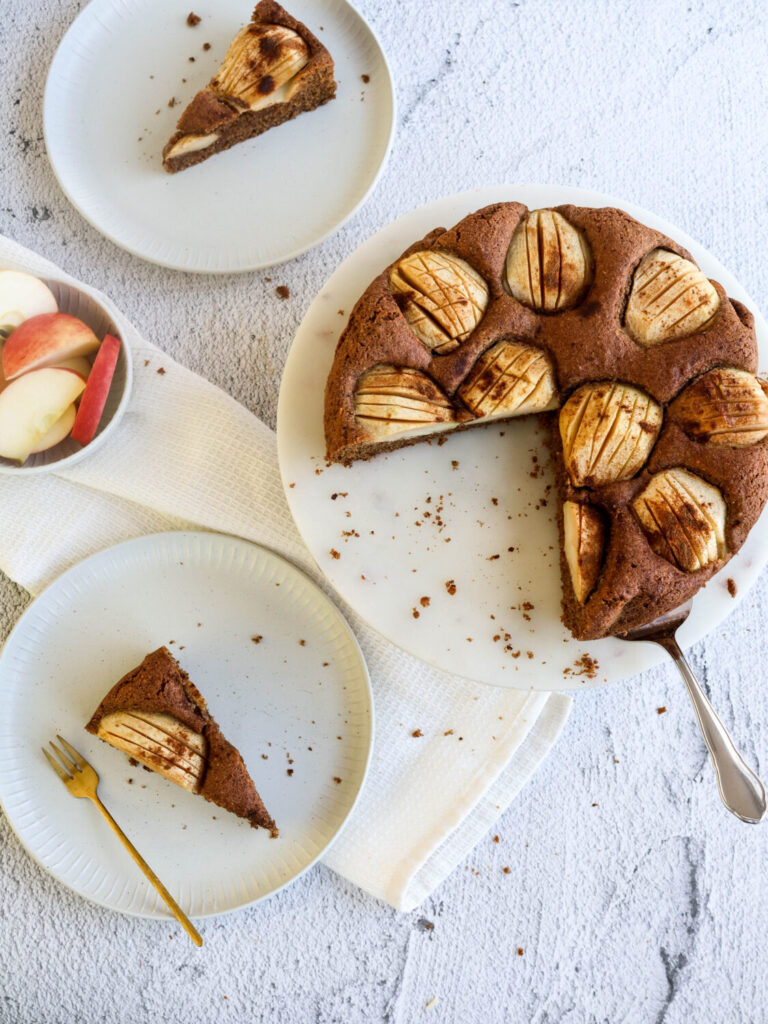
(0, 235), (571, 912)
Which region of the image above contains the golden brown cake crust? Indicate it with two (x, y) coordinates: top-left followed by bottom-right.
(323, 202), (768, 640)
(162, 0), (336, 173)
(86, 647), (277, 834)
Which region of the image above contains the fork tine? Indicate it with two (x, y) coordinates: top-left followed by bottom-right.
(57, 735), (87, 771)
(49, 740), (77, 776)
(42, 746), (71, 782)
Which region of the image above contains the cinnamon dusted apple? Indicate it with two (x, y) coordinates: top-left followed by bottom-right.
(162, 1), (336, 173)
(625, 249), (720, 345)
(86, 647), (277, 834)
(324, 201), (768, 640)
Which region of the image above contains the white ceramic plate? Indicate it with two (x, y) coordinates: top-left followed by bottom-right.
(44, 0), (394, 272)
(276, 184), (768, 692)
(0, 532), (373, 919)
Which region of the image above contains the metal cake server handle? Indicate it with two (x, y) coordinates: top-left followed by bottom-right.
(620, 599), (766, 824)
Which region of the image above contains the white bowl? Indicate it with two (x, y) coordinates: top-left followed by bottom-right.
(0, 277), (132, 474)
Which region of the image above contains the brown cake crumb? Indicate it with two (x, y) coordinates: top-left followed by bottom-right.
(412, 729), (423, 738)
(657, 706), (667, 715)
(168, 97), (176, 108)
(333, 776), (342, 784)
(517, 948), (524, 956)
(564, 653), (599, 679)
(157, 367), (165, 375)
(361, 74), (370, 83)
(276, 285), (290, 299)
(188, 56), (196, 62)
(251, 635), (263, 644)
(420, 596), (430, 607)
(412, 609), (420, 619)
(128, 757), (139, 767)
(203, 42), (211, 50)
(287, 769), (293, 776)
(492, 835), (499, 843)
(127, 778), (133, 784)
(330, 549), (340, 559)
(727, 578), (738, 597)
(502, 866), (511, 874)
(445, 580), (457, 595)
(186, 11), (201, 25)
(299, 639), (306, 646)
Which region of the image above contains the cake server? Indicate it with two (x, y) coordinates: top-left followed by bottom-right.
(42, 735), (203, 946)
(620, 600), (766, 823)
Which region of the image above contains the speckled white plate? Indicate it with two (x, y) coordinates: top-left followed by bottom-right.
(276, 184), (768, 692)
(43, 0), (394, 272)
(0, 531), (373, 919)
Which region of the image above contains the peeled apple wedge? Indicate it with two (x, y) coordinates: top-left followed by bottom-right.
(0, 367), (85, 463)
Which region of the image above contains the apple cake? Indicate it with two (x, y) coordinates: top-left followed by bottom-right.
(162, 0), (336, 173)
(86, 647), (277, 834)
(323, 202), (768, 640)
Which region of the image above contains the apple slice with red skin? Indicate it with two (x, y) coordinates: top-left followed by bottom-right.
(2, 312), (100, 381)
(31, 402), (77, 454)
(70, 335), (120, 445)
(0, 271), (58, 340)
(53, 355), (91, 379)
(0, 367), (85, 463)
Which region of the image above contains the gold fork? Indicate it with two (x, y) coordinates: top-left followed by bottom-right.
(43, 735), (203, 947)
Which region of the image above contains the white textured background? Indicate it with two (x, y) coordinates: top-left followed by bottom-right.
(2, 1), (768, 1021)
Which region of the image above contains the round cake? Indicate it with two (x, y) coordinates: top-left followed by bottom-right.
(323, 202), (768, 640)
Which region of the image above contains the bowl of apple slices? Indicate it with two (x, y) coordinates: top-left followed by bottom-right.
(0, 270), (132, 472)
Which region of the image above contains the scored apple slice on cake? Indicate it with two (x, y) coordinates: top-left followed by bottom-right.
(85, 647), (277, 835)
(162, 0), (336, 173)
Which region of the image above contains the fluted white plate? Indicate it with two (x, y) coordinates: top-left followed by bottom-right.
(44, 0), (394, 272)
(277, 184), (768, 691)
(0, 532), (373, 919)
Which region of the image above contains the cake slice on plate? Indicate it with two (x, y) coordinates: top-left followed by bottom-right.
(162, 0), (336, 173)
(85, 646), (277, 835)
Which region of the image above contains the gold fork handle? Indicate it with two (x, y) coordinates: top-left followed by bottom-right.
(91, 795), (203, 947)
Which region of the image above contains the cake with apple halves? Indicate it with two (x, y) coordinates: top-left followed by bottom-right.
(86, 646), (277, 834)
(162, 0), (336, 173)
(323, 202), (768, 640)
